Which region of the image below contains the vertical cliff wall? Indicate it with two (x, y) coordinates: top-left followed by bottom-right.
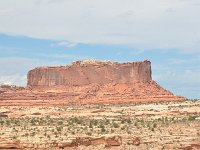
(27, 60), (152, 87)
(0, 59), (185, 103)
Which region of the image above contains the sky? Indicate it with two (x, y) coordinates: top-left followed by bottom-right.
(0, 0), (200, 99)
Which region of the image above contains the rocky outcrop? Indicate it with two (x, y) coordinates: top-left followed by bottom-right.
(27, 60), (152, 87)
(0, 136), (123, 149)
(58, 136), (122, 148)
(0, 85), (24, 93)
(105, 136), (122, 147)
(128, 137), (141, 146)
(181, 142), (200, 150)
(0, 60), (185, 104)
(0, 140), (21, 149)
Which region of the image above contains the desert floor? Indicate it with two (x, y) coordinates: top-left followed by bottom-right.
(0, 100), (200, 149)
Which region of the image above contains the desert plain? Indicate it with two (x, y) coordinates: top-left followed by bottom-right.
(0, 100), (200, 150)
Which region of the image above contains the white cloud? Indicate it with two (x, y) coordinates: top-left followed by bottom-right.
(51, 41), (77, 48)
(0, 57), (67, 86)
(153, 62), (200, 98)
(168, 58), (186, 65)
(0, 74), (26, 86)
(0, 46), (25, 51)
(0, 0), (200, 51)
(0, 8), (15, 17)
(39, 53), (89, 60)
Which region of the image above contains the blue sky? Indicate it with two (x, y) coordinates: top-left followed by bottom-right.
(0, 0), (200, 99)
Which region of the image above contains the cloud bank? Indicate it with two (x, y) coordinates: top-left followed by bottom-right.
(0, 0), (200, 51)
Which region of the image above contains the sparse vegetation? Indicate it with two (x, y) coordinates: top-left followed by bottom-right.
(0, 100), (200, 149)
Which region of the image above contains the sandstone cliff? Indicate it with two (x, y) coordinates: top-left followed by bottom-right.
(0, 60), (185, 104)
(27, 60), (151, 87)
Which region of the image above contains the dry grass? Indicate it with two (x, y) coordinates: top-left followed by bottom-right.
(0, 100), (200, 149)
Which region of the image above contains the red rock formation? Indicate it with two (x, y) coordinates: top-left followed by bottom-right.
(27, 60), (152, 87)
(0, 140), (21, 149)
(0, 60), (185, 105)
(58, 136), (122, 148)
(105, 136), (122, 147)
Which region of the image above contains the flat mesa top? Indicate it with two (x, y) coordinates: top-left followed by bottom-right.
(35, 59), (151, 69)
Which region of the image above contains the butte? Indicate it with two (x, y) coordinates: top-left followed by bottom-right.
(0, 60), (185, 105)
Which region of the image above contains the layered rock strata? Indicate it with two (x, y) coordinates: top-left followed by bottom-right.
(0, 60), (185, 104)
(27, 60), (152, 87)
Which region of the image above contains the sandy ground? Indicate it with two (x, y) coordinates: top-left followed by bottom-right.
(0, 100), (200, 149)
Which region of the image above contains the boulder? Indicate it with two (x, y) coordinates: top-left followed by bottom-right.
(58, 136), (122, 148)
(58, 138), (78, 148)
(0, 140), (21, 149)
(128, 137), (141, 146)
(181, 141), (200, 150)
(91, 137), (105, 145)
(105, 135), (122, 147)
